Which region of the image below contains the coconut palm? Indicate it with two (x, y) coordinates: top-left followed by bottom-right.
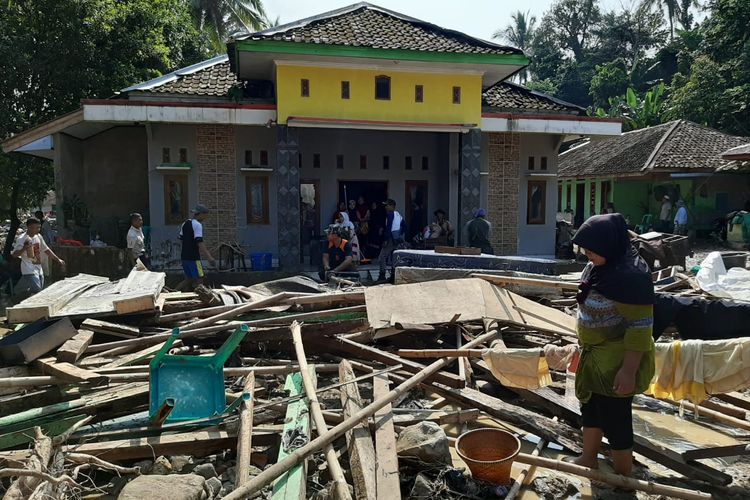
(641, 0), (679, 40)
(676, 0), (701, 30)
(494, 11), (537, 83)
(191, 0), (268, 52)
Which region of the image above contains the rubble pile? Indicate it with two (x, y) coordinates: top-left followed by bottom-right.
(1, 266), (750, 500)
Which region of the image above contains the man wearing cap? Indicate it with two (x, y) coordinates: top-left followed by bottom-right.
(464, 208), (494, 254)
(320, 226), (355, 281)
(12, 217), (65, 300)
(177, 204), (216, 291)
(377, 199), (405, 282)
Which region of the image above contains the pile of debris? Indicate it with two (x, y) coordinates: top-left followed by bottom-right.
(1, 268), (750, 500)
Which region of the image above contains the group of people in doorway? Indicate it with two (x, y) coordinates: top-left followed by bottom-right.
(658, 195), (689, 235)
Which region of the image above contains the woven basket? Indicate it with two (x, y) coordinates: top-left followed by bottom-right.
(455, 428), (521, 485)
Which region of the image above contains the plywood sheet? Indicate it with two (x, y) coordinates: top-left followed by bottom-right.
(365, 278), (576, 337)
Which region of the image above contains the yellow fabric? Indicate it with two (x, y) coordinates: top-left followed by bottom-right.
(482, 346), (552, 390)
(648, 338), (750, 403)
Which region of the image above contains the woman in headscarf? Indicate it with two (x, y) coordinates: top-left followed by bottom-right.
(571, 213), (655, 476)
(336, 212), (360, 264)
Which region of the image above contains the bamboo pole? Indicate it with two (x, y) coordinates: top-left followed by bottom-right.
(290, 322), (352, 500)
(514, 453), (711, 500)
(505, 417), (556, 500)
(472, 273), (580, 291)
(223, 328), (501, 500)
(234, 372), (255, 490)
(181, 292), (292, 331)
(661, 398), (750, 432)
(397, 349), (484, 358)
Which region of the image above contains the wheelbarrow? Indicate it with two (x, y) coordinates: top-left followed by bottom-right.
(149, 324), (248, 423)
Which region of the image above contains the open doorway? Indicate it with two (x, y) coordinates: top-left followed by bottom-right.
(338, 180), (389, 260)
(405, 180), (428, 240)
(575, 183), (585, 228)
(300, 180), (320, 262)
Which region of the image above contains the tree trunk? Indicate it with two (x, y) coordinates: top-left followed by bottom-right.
(3, 179), (21, 261)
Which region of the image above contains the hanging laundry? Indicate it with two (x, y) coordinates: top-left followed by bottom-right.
(482, 345), (552, 390)
(648, 338), (750, 403)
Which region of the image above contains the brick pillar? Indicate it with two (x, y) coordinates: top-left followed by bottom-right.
(276, 125), (301, 270)
(459, 128), (482, 239)
(487, 132), (520, 255)
(196, 124), (237, 249)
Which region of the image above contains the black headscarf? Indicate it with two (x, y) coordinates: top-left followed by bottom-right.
(572, 214), (654, 305)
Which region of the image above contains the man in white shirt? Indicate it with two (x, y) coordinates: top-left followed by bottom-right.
(12, 217), (65, 300)
(126, 212), (149, 269)
(659, 195), (673, 232)
(673, 200), (689, 235)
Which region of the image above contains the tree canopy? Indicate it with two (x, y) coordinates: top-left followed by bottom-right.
(501, 0), (750, 137)
(0, 0), (215, 256)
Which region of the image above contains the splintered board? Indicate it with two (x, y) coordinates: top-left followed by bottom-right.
(6, 274), (108, 323)
(365, 278), (576, 338)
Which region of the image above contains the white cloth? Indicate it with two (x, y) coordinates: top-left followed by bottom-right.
(178, 219), (203, 240)
(696, 251), (750, 302)
(339, 212), (355, 230)
(13, 233), (48, 277)
(390, 211), (403, 232)
(482, 345), (552, 390)
(126, 226), (146, 256)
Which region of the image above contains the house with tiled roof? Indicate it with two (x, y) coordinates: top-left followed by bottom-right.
(3, 3), (619, 268)
(558, 120), (749, 231)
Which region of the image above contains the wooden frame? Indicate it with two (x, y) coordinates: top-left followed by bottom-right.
(301, 78), (310, 97)
(246, 176), (270, 225)
(527, 180), (546, 225)
(163, 174), (188, 226)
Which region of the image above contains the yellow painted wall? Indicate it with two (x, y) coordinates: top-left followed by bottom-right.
(276, 64), (482, 125)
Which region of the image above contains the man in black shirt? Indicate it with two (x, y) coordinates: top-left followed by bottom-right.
(177, 204), (216, 291)
(320, 226), (355, 281)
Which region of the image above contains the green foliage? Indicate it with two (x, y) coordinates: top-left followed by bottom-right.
(593, 83), (668, 131)
(0, 0), (212, 255)
(590, 60), (630, 109)
(494, 11), (537, 83)
(191, 0), (269, 54)
(525, 79), (559, 96)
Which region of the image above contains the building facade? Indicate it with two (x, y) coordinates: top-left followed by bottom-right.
(4, 3), (619, 269)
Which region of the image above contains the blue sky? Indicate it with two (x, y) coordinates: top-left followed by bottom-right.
(264, 0), (633, 43)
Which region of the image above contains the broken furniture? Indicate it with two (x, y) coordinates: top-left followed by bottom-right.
(148, 325), (248, 423)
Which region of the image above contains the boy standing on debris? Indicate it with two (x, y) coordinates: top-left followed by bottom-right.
(177, 204), (216, 291)
(12, 217), (65, 300)
(571, 213), (655, 476)
(377, 199), (404, 282)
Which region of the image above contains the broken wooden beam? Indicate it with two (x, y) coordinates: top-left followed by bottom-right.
(56, 330), (95, 364)
(324, 336), (465, 388)
(31, 358), (108, 386)
(223, 328), (501, 500)
(339, 359), (377, 500)
(472, 273), (580, 291)
(289, 323), (351, 500)
(271, 372), (312, 500)
(373, 373), (400, 500)
(234, 372), (255, 490)
(81, 318), (141, 339)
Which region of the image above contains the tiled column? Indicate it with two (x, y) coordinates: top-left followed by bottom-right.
(196, 124), (237, 249)
(487, 132), (520, 254)
(276, 125), (301, 270)
(459, 128), (482, 240)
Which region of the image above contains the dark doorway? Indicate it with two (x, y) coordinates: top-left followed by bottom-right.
(337, 181), (389, 209)
(405, 180), (428, 241)
(300, 179), (320, 262)
(575, 183), (585, 228)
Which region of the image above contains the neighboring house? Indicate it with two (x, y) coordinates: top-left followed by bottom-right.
(722, 144), (750, 162)
(559, 120), (749, 231)
(3, 2), (619, 268)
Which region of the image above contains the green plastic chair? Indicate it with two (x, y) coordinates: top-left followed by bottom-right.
(149, 324), (248, 423)
(635, 214), (653, 234)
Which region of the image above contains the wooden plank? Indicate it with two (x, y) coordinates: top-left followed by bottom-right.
(56, 330), (95, 364)
(0, 429), (279, 467)
(32, 358), (108, 385)
(324, 337), (465, 389)
(716, 392), (750, 412)
(681, 444), (750, 460)
(699, 399), (748, 420)
(0, 367), (31, 396)
(113, 294), (157, 315)
(473, 273), (579, 291)
(235, 372), (255, 490)
(271, 372), (311, 500)
(81, 319), (140, 339)
(6, 274), (107, 323)
(99, 340), (180, 369)
(339, 360), (377, 500)
(373, 373), (401, 500)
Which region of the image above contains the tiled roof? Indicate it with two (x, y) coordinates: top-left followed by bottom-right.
(236, 3), (521, 56)
(559, 120), (749, 178)
(150, 58), (237, 96)
(482, 82), (583, 114)
(722, 143), (750, 160)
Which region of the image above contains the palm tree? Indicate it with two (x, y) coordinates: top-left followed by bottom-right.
(676, 0), (701, 30)
(191, 0), (269, 53)
(493, 11), (537, 83)
(641, 0), (679, 40)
